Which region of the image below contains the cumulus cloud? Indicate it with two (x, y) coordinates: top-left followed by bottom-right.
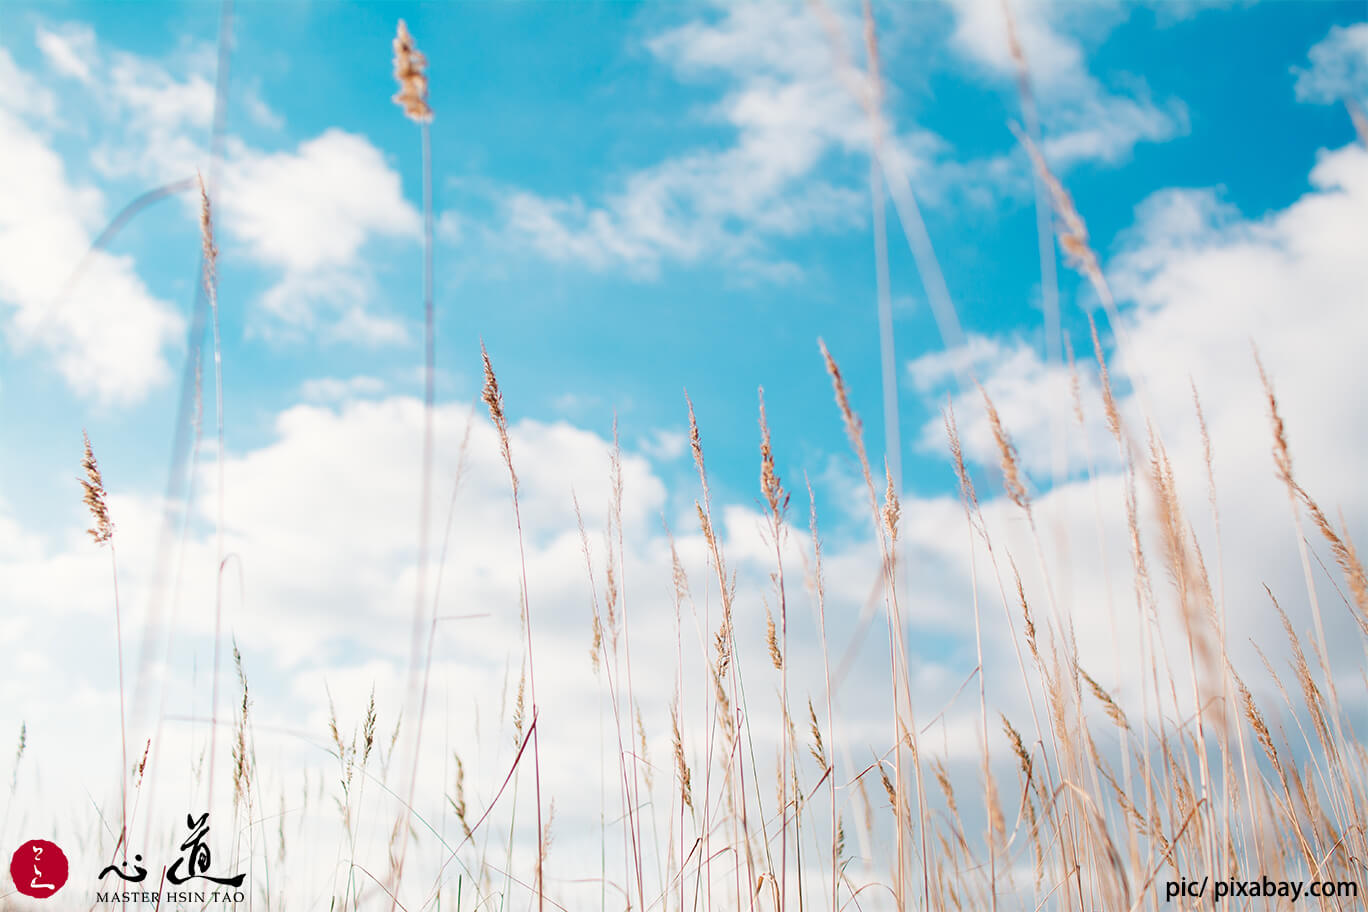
(1294, 23), (1368, 104)
(908, 332), (1118, 481)
(214, 133), (420, 343)
(6, 124), (1368, 893)
(4, 9), (1367, 906)
(221, 131), (419, 274)
(0, 380), (926, 907)
(0, 50), (183, 405)
(24, 22), (418, 348)
(909, 142), (1368, 718)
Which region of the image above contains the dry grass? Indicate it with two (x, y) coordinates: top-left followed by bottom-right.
(38, 9), (1368, 912)
(392, 20), (433, 124)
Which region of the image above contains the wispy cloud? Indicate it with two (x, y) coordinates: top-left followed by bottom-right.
(220, 129), (420, 343)
(499, 1), (1190, 281)
(504, 2), (890, 279)
(34, 23), (96, 85)
(945, 0), (1187, 168)
(298, 375), (387, 403)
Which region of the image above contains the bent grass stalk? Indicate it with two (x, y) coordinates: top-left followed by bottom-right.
(481, 344), (547, 912)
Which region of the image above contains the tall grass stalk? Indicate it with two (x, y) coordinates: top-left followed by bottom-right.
(390, 17), (440, 909)
(81, 433), (128, 861)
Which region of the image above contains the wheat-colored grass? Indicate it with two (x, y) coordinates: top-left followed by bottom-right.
(45, 9), (1368, 912)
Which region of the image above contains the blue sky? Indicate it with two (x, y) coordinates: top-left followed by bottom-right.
(2, 1), (1368, 907)
(1, 0), (1361, 530)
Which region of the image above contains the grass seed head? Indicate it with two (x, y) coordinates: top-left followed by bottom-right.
(979, 386), (1030, 513)
(671, 702), (693, 812)
(197, 171), (217, 293)
(481, 343), (518, 495)
(807, 699), (827, 768)
(765, 605), (782, 670)
(1088, 314), (1123, 443)
(1001, 714), (1032, 787)
(758, 387), (789, 521)
(392, 20), (432, 122)
(80, 431), (114, 545)
(944, 401), (979, 513)
(881, 463), (901, 542)
(1080, 667), (1129, 730)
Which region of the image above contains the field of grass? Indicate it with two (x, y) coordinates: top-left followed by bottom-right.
(4, 5), (1368, 912)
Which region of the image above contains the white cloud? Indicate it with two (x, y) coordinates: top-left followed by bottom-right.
(8, 143), (1368, 893)
(947, 0), (1088, 88)
(945, 0), (1185, 168)
(37, 22), (215, 135)
(249, 251), (409, 347)
(0, 50), (183, 404)
(505, 2), (887, 278)
(637, 428), (689, 462)
(298, 375), (387, 403)
(24, 22), (423, 347)
(221, 130), (418, 274)
(0, 45), (56, 120)
(35, 22), (97, 85)
(0, 382), (947, 906)
(1040, 89), (1186, 166)
(908, 142), (1368, 723)
(242, 84), (285, 130)
(908, 333), (1119, 481)
(1294, 23), (1368, 104)
(109, 50), (216, 131)
(3, 10), (1367, 906)
(218, 131), (419, 343)
(502, 0), (1186, 281)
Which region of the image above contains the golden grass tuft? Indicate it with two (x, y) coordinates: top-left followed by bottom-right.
(943, 401), (979, 514)
(765, 605), (783, 670)
(481, 343), (518, 496)
(197, 171), (217, 294)
(231, 642), (252, 813)
(79, 430), (114, 544)
(758, 387), (789, 521)
(1079, 666), (1129, 731)
(818, 340), (865, 477)
(881, 464), (901, 542)
(979, 386), (1031, 513)
(391, 20), (433, 123)
(52, 13), (1368, 910)
(1013, 124), (1096, 275)
(671, 700), (693, 812)
(450, 751), (474, 839)
(1257, 352), (1368, 631)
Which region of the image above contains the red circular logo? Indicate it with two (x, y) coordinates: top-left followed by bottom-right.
(10, 839), (68, 898)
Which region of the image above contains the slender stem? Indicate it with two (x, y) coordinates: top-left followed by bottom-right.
(396, 117), (436, 909)
(111, 544), (128, 859)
